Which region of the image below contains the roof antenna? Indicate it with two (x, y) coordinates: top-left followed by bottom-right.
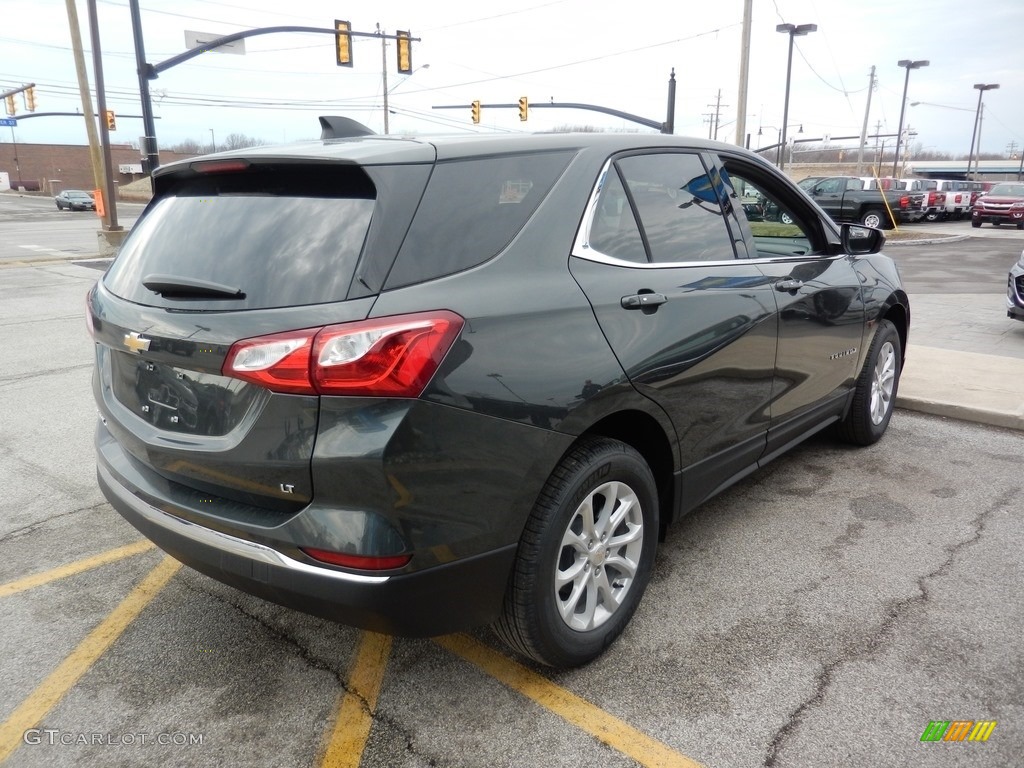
(319, 116), (376, 140)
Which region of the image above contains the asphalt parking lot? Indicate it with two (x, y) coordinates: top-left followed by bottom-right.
(0, 200), (1021, 767)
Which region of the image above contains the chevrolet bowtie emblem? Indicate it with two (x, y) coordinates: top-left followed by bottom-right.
(123, 332), (152, 354)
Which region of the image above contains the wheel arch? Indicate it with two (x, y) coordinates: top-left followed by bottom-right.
(577, 409), (676, 535)
(879, 294), (910, 364)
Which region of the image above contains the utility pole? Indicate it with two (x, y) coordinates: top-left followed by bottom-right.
(87, 0), (121, 234)
(64, 0), (104, 195)
(378, 23), (390, 135)
(856, 66), (875, 174)
(1006, 140), (1018, 158)
(707, 90), (727, 140)
(734, 0), (752, 147)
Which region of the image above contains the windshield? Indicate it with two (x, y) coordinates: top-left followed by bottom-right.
(989, 184), (1024, 197)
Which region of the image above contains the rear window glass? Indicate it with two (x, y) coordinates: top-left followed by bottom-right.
(103, 167), (375, 310)
(384, 150), (575, 288)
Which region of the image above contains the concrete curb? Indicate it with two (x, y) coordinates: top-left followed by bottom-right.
(886, 233), (971, 247)
(896, 344), (1024, 432)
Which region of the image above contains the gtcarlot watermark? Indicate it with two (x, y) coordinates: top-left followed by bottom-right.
(24, 729), (205, 747)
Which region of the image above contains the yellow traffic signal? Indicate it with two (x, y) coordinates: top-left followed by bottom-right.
(4, 95), (14, 116)
(105, 110), (116, 131)
(471, 100), (481, 124)
(335, 19), (352, 67)
(518, 96), (528, 122)
(25, 87), (36, 112)
(396, 30), (412, 74)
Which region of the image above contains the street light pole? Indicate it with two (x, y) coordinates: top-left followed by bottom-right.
(892, 59), (929, 178)
(967, 83), (998, 181)
(209, 128), (216, 153)
(776, 23), (816, 172)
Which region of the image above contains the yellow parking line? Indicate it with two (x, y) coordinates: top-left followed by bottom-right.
(436, 634), (705, 768)
(320, 632), (392, 768)
(0, 540), (156, 598)
(0, 556), (180, 762)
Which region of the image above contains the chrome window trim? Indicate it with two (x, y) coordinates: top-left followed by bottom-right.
(571, 155), (828, 269)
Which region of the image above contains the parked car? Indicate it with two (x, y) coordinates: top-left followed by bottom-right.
(55, 189), (95, 211)
(972, 182), (1024, 229)
(797, 175), (925, 228)
(1009, 250), (1024, 321)
(89, 125), (910, 668)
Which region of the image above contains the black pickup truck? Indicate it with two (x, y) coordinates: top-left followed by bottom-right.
(797, 176), (926, 229)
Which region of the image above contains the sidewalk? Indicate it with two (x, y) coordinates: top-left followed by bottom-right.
(895, 291), (1024, 432)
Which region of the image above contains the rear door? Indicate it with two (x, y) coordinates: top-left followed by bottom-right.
(570, 150), (778, 507)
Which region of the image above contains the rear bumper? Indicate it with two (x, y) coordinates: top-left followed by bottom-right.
(97, 437), (518, 637)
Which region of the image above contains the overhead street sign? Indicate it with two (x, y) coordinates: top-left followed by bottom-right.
(184, 30), (246, 55)
(0, 118), (16, 127)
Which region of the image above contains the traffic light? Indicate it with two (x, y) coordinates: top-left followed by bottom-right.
(4, 95), (14, 116)
(471, 100), (481, 124)
(105, 110), (116, 131)
(334, 19), (352, 67)
(518, 96), (528, 122)
(25, 87), (36, 112)
(396, 30), (412, 74)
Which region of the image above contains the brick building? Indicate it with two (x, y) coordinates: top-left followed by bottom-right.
(0, 142), (196, 195)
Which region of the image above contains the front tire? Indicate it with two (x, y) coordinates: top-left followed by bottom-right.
(495, 437), (658, 668)
(837, 319), (901, 446)
(971, 219), (982, 228)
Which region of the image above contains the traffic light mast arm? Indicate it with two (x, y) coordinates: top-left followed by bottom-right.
(150, 26), (420, 78)
(433, 101), (668, 132)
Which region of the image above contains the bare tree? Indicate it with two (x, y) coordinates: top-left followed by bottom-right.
(221, 133), (266, 150)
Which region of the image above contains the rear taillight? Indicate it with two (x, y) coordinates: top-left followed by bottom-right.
(899, 195), (910, 209)
(223, 311), (464, 398)
(85, 290), (95, 338)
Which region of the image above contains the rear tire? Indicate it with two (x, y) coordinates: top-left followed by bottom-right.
(495, 436), (658, 668)
(836, 319), (901, 446)
(860, 208), (886, 230)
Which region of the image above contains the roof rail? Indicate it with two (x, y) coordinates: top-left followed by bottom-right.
(319, 116), (375, 139)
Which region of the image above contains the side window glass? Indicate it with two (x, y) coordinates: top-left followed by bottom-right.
(616, 153), (737, 263)
(588, 166), (647, 263)
(721, 161), (814, 259)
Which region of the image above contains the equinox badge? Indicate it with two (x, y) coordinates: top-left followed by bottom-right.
(123, 332), (151, 354)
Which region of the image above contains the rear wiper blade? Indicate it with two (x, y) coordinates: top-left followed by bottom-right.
(143, 274), (246, 299)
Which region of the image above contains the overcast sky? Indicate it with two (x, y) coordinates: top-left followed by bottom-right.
(2, 0), (1022, 163)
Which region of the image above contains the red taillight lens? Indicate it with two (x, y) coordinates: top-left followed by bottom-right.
(313, 311), (463, 397)
(301, 547), (412, 570)
(899, 195), (910, 209)
(222, 311), (464, 398)
(223, 331), (317, 394)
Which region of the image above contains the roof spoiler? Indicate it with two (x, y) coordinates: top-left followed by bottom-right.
(319, 116), (376, 139)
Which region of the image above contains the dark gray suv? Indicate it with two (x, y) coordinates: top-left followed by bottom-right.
(90, 126), (909, 668)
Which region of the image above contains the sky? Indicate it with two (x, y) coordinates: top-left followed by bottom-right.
(1, 0), (1022, 163)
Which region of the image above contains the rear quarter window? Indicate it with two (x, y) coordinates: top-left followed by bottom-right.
(384, 150), (575, 289)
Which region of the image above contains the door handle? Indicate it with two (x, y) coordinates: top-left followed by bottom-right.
(774, 278), (804, 292)
(621, 293), (668, 310)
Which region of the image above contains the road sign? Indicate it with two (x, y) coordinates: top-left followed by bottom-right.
(184, 30), (246, 55)
(0, 118), (16, 127)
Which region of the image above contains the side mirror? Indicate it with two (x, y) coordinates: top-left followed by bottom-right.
(840, 223), (884, 255)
